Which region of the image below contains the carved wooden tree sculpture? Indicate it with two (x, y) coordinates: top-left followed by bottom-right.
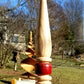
(21, 31), (37, 78)
(35, 0), (52, 84)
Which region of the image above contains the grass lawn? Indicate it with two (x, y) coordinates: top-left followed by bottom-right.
(51, 55), (84, 67)
(0, 55), (84, 84)
(0, 69), (24, 84)
(52, 67), (84, 84)
(0, 67), (84, 84)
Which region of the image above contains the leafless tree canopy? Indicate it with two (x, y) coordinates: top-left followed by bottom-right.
(63, 0), (83, 41)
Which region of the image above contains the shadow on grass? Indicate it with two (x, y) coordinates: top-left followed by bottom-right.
(0, 80), (11, 84)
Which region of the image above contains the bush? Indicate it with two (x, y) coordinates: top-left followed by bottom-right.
(75, 44), (84, 55)
(0, 43), (14, 68)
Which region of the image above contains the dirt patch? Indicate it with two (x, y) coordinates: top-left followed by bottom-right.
(0, 69), (24, 76)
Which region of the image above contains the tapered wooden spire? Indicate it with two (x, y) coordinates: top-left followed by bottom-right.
(35, 0), (52, 84)
(36, 0), (52, 61)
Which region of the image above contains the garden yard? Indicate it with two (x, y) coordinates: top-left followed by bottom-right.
(0, 0), (84, 84)
(0, 67), (84, 84)
(0, 55), (84, 84)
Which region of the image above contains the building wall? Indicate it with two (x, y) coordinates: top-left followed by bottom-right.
(10, 34), (26, 51)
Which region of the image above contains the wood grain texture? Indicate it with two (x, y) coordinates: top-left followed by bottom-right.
(35, 0), (52, 84)
(35, 0), (52, 59)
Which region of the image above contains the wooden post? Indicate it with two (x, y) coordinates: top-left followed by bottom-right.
(35, 0), (52, 84)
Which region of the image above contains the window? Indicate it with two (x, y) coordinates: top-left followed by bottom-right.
(12, 36), (18, 43)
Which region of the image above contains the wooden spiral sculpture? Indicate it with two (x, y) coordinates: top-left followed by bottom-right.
(21, 31), (37, 78)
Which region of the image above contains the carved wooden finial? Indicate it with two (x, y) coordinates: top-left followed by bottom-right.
(35, 0), (52, 84)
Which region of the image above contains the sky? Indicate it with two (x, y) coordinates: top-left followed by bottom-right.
(0, 0), (84, 40)
(0, 0), (30, 16)
(0, 0), (18, 8)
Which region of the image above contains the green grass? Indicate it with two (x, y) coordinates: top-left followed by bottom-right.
(52, 67), (84, 84)
(0, 75), (19, 84)
(51, 55), (84, 68)
(0, 55), (84, 84)
(0, 67), (84, 84)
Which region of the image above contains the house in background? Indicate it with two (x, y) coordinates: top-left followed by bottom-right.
(9, 25), (28, 52)
(10, 33), (26, 51)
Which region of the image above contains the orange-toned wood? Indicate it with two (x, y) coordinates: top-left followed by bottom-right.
(21, 57), (36, 72)
(11, 79), (16, 84)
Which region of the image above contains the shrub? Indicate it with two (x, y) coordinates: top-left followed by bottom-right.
(0, 43), (14, 68)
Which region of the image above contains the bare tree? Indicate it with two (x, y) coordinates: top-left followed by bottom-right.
(0, 5), (28, 68)
(0, 0), (70, 67)
(63, 0), (83, 42)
